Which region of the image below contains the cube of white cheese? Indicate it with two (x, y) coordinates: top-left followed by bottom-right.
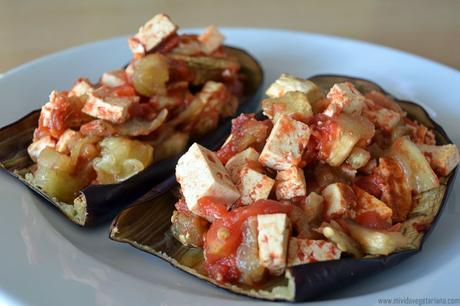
(363, 107), (401, 133)
(324, 82), (365, 117)
(236, 166), (275, 205)
(322, 182), (357, 220)
(275, 166), (306, 200)
(69, 78), (94, 97)
(266, 73), (321, 102)
(287, 238), (341, 266)
(225, 147), (260, 183)
(353, 186), (393, 221)
(417, 144), (460, 176)
(257, 213), (291, 275)
(176, 143), (240, 212)
(27, 136), (56, 162)
(259, 114), (311, 170)
(326, 113), (375, 167)
(129, 13), (178, 55)
(198, 26), (224, 54)
(302, 192), (324, 223)
(101, 70), (128, 88)
(55, 129), (81, 154)
(82, 89), (138, 124)
(345, 147), (371, 169)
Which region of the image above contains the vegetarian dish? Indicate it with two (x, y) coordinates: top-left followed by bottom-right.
(170, 74), (459, 285)
(26, 13), (244, 203)
(0, 14), (263, 225)
(110, 74), (458, 300)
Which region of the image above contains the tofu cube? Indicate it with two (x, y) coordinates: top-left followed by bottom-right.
(324, 82), (365, 117)
(353, 186), (393, 221)
(417, 144), (460, 176)
(225, 147), (260, 183)
(287, 238), (341, 266)
(82, 88), (138, 124)
(69, 78), (94, 97)
(326, 113), (375, 166)
(259, 114), (311, 170)
(257, 213), (291, 275)
(266, 74), (322, 102)
(262, 91), (313, 122)
(275, 166), (306, 200)
(363, 107), (401, 133)
(322, 182), (357, 220)
(176, 143), (240, 212)
(130, 13), (178, 55)
(101, 70), (128, 88)
(27, 136), (56, 162)
(345, 147), (371, 169)
(198, 26), (224, 54)
(236, 166), (275, 205)
(55, 129), (81, 154)
(302, 192), (324, 223)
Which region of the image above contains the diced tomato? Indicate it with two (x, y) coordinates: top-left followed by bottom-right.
(203, 199), (292, 283)
(309, 114), (339, 161)
(196, 196), (230, 222)
(355, 175), (383, 199)
(217, 114), (271, 164)
(128, 101), (158, 120)
(354, 211), (391, 230)
(156, 33), (181, 53)
(113, 85), (136, 97)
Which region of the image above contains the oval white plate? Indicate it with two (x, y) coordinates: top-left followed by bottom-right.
(1, 29), (459, 306)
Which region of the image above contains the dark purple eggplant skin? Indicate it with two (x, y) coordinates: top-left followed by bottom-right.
(110, 74), (458, 302)
(0, 46), (264, 226)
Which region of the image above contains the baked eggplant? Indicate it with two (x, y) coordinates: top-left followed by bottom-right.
(0, 37), (263, 226)
(110, 74), (457, 301)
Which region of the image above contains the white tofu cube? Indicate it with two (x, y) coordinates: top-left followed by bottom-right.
(55, 129), (81, 154)
(302, 192), (324, 223)
(101, 70), (128, 88)
(198, 26), (224, 54)
(257, 213), (291, 275)
(265, 74), (321, 102)
(82, 89), (138, 124)
(275, 166), (306, 200)
(287, 238), (341, 266)
(27, 136), (56, 162)
(236, 166), (275, 205)
(69, 78), (94, 97)
(363, 107), (401, 133)
(353, 186), (393, 221)
(259, 114), (311, 170)
(417, 144), (460, 176)
(322, 182), (356, 220)
(176, 143), (240, 212)
(130, 13), (178, 55)
(345, 147), (371, 169)
(326, 113), (375, 167)
(225, 147), (260, 183)
(324, 82), (365, 117)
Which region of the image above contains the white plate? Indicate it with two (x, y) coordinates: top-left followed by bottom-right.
(1, 29), (459, 306)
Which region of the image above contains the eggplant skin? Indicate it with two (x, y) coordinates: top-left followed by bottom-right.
(110, 74), (458, 301)
(0, 46), (264, 226)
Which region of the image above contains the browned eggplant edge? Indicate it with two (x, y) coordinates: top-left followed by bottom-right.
(0, 46), (264, 226)
(108, 74), (458, 301)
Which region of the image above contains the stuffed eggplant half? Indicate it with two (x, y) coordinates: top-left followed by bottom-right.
(111, 74), (459, 301)
(0, 14), (263, 226)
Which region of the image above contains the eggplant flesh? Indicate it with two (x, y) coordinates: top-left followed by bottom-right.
(0, 46), (264, 226)
(110, 75), (457, 301)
